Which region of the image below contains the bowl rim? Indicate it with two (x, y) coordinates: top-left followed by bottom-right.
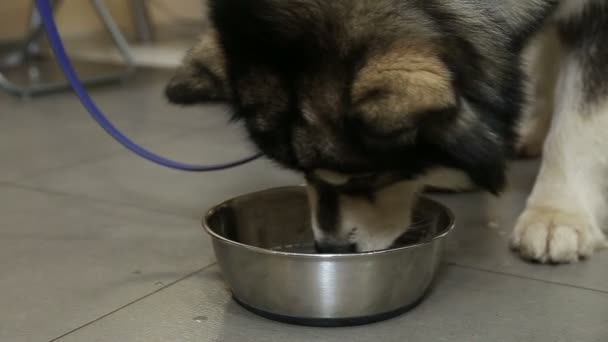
(202, 186), (455, 259)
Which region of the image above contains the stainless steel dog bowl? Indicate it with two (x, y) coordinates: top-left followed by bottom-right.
(203, 186), (454, 326)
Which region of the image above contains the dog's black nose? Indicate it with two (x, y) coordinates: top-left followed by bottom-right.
(315, 241), (357, 254)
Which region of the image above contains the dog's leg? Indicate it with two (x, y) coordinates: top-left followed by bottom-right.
(511, 4), (608, 263)
(516, 26), (561, 158)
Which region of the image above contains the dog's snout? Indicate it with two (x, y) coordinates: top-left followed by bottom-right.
(315, 240), (357, 254)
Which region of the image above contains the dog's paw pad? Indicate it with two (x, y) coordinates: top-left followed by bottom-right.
(511, 207), (599, 264)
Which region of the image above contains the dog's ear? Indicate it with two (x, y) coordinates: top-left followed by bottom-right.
(165, 32), (230, 105)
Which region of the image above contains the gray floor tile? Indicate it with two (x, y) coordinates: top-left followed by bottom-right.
(5, 68), (608, 342)
(22, 147), (608, 292)
(0, 72), (200, 182)
(0, 185), (214, 342)
(83, 70), (234, 129)
(19, 132), (301, 219)
(435, 160), (608, 292)
(53, 264), (608, 342)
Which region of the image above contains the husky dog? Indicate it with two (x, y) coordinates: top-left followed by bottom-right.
(166, 0), (608, 263)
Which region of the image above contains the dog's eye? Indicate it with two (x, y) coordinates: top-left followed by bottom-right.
(338, 173), (379, 192)
(353, 88), (390, 107)
(346, 113), (415, 145)
(347, 173), (378, 183)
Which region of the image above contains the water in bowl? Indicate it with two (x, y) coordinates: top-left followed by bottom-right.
(270, 242), (317, 254)
(269, 219), (434, 254)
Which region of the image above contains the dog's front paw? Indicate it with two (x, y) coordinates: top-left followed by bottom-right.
(511, 207), (603, 264)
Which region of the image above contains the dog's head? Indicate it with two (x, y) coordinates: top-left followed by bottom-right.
(167, 0), (521, 252)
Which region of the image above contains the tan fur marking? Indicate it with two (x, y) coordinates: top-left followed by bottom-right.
(167, 29), (230, 101)
(352, 41), (455, 131)
(186, 31), (227, 82)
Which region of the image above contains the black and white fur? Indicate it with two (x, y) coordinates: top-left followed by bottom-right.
(166, 0), (608, 263)
(512, 0), (608, 263)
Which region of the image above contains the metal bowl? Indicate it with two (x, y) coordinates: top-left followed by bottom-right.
(203, 186), (454, 327)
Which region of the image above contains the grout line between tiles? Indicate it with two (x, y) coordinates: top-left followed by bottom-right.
(6, 184), (607, 297)
(448, 262), (608, 294)
(10, 124), (204, 185)
(7, 183), (606, 297)
(49, 262), (218, 342)
(5, 182), (200, 221)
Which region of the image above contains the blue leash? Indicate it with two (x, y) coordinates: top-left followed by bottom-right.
(35, 0), (262, 172)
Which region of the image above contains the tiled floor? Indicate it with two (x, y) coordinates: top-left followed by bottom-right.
(1, 70), (606, 342)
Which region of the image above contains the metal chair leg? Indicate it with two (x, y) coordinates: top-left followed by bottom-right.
(0, 0), (135, 98)
(91, 0), (136, 70)
(130, 0), (155, 44)
(0, 0), (53, 69)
